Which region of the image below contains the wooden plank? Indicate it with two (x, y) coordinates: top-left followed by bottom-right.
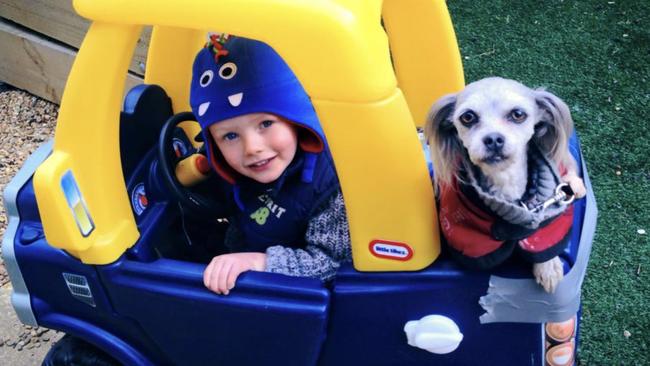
(0, 0), (150, 75)
(0, 19), (142, 104)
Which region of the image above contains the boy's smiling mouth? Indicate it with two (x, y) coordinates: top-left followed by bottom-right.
(247, 156), (276, 170)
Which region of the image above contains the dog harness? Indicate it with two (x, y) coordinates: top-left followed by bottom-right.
(439, 145), (575, 269)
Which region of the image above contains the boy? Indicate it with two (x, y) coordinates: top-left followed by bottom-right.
(190, 35), (351, 295)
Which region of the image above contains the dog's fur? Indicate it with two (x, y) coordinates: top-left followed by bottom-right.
(425, 77), (586, 293)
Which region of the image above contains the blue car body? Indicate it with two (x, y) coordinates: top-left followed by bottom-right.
(2, 85), (596, 365)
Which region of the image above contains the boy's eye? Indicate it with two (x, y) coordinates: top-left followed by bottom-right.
(223, 132), (238, 141)
(200, 70), (214, 87)
(219, 62), (237, 80)
(260, 120), (274, 128)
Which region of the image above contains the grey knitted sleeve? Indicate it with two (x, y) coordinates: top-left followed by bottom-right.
(265, 191), (352, 281)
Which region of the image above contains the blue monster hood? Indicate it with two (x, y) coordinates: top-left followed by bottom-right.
(190, 35), (325, 184)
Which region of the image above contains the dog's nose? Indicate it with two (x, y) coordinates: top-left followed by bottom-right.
(483, 133), (505, 151)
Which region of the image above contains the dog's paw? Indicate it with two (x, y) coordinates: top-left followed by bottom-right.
(563, 173), (587, 199)
(533, 257), (564, 293)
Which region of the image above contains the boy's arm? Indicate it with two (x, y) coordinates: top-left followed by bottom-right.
(265, 191), (352, 281)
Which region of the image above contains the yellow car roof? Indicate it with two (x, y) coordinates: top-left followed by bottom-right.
(34, 0), (464, 271)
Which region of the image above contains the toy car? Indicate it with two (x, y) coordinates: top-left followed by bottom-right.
(2, 1), (596, 365)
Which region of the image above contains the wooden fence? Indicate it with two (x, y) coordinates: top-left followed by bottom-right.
(0, 0), (148, 104)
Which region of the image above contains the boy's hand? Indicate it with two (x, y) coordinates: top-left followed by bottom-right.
(203, 253), (266, 295)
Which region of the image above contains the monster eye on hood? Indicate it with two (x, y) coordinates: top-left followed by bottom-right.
(218, 62), (237, 80)
(199, 70), (213, 87)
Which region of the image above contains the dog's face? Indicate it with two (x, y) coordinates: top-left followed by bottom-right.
(425, 77), (573, 190)
(451, 78), (541, 174)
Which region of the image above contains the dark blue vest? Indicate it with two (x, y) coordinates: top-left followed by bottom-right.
(226, 150), (339, 253)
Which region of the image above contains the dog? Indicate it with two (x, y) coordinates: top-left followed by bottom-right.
(425, 77), (586, 293)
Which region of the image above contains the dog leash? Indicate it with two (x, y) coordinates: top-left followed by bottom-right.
(521, 183), (576, 213)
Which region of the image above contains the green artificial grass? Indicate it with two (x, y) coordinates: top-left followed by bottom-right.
(445, 1), (650, 364)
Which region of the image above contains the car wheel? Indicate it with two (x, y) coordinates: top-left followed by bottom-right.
(41, 334), (121, 366)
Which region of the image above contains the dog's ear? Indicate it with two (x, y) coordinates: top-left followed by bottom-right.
(424, 93), (462, 189)
(534, 89), (574, 164)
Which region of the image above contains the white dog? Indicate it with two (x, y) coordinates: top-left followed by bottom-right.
(425, 77), (586, 293)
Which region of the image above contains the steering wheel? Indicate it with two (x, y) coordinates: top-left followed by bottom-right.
(158, 112), (223, 217)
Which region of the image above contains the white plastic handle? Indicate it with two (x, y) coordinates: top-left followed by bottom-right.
(404, 315), (463, 354)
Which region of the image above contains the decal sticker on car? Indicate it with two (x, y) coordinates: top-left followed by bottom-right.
(62, 272), (96, 307)
(172, 137), (188, 158)
(369, 239), (413, 261)
(61, 170), (95, 237)
(544, 315), (576, 366)
(131, 183), (148, 216)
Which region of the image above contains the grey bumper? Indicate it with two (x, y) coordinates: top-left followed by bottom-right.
(1, 141), (53, 326)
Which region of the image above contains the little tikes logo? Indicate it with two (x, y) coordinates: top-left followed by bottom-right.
(369, 240), (413, 261)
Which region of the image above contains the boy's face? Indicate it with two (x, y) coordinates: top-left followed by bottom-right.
(209, 113), (298, 184)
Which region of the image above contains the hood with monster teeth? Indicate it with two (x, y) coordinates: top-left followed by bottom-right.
(228, 92), (243, 107)
(198, 102), (210, 116)
(189, 36), (327, 183)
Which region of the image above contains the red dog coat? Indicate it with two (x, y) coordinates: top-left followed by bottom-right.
(439, 178), (574, 270)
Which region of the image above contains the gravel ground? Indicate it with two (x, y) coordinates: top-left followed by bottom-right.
(0, 84), (62, 364)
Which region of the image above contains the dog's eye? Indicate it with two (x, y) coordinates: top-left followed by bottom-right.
(459, 111), (478, 126)
(510, 109), (527, 123)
